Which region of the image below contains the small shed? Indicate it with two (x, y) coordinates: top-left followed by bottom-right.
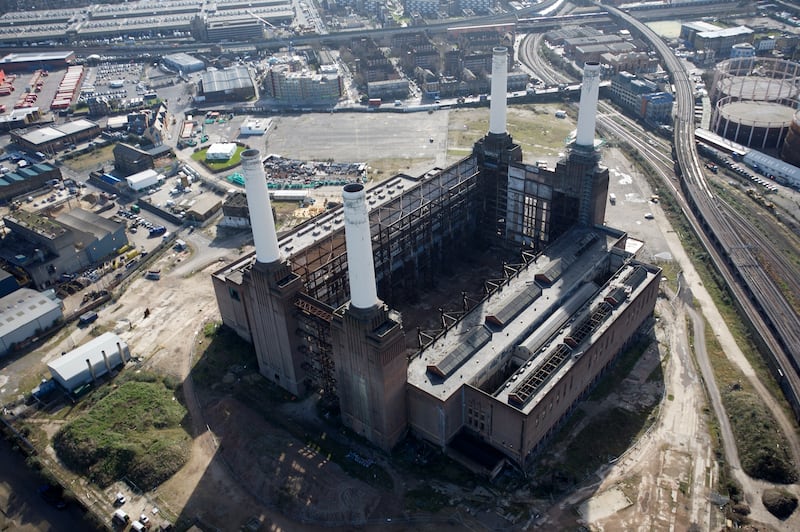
(240, 119), (270, 136)
(47, 332), (130, 393)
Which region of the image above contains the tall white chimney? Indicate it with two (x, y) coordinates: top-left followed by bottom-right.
(241, 149), (281, 264)
(489, 46), (508, 136)
(576, 61), (602, 148)
(342, 183), (379, 310)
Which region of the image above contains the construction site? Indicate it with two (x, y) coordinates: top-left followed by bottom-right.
(212, 50), (661, 473)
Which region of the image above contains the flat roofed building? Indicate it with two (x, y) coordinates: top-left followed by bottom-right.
(125, 169), (162, 191)
(47, 332), (130, 393)
(162, 53), (205, 74)
(0, 51), (75, 71)
(10, 119), (100, 153)
(0, 288), (63, 357)
(55, 208), (128, 263)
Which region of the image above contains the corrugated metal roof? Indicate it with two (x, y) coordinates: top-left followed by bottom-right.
(47, 332), (127, 386)
(0, 287), (62, 339)
(201, 66), (254, 93)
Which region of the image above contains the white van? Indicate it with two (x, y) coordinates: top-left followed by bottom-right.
(112, 509), (130, 524)
(131, 521), (146, 531)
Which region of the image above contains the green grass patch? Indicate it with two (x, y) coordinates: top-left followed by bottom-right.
(367, 157), (432, 181)
(53, 375), (190, 490)
(448, 105), (575, 157)
(61, 145), (115, 173)
(190, 144), (247, 172)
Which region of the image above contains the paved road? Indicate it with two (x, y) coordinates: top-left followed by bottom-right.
(0, 438), (96, 531)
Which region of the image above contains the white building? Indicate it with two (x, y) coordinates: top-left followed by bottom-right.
(0, 288), (63, 357)
(125, 168), (162, 191)
(240, 118), (270, 136)
(206, 143), (238, 161)
(47, 332), (131, 393)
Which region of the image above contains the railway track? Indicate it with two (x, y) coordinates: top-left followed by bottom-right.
(605, 5), (800, 418)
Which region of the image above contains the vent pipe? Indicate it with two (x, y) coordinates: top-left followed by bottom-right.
(241, 149), (281, 264)
(101, 350), (112, 374)
(342, 183), (379, 310)
(86, 359), (96, 382)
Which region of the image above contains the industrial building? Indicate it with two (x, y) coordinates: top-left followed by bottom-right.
(212, 52), (659, 470)
(0, 269), (20, 298)
(206, 143), (238, 161)
(1, 208), (127, 289)
(0, 0), (293, 46)
(162, 53), (206, 75)
(199, 66), (256, 102)
(0, 51), (75, 73)
(10, 119), (100, 156)
(125, 169), (163, 191)
(0, 162), (61, 203)
(240, 119), (270, 136)
(47, 332), (131, 394)
(0, 287), (63, 357)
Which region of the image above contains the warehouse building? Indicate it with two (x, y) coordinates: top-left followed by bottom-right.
(0, 51), (75, 72)
(47, 332), (131, 394)
(199, 66), (256, 102)
(10, 119), (100, 155)
(162, 53), (206, 74)
(212, 54), (658, 470)
(0, 269), (20, 298)
(0, 162), (61, 203)
(1, 208), (127, 289)
(0, 288), (63, 357)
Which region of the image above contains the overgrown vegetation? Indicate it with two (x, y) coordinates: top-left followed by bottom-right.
(448, 106), (575, 158)
(53, 373), (189, 490)
(724, 389), (797, 483)
(762, 487), (798, 519)
(702, 324), (797, 484)
(562, 407), (652, 479)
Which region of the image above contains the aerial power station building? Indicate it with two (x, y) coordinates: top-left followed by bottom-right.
(213, 50), (661, 472)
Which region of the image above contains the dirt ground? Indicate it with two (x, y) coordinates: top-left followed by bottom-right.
(6, 108), (800, 531)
